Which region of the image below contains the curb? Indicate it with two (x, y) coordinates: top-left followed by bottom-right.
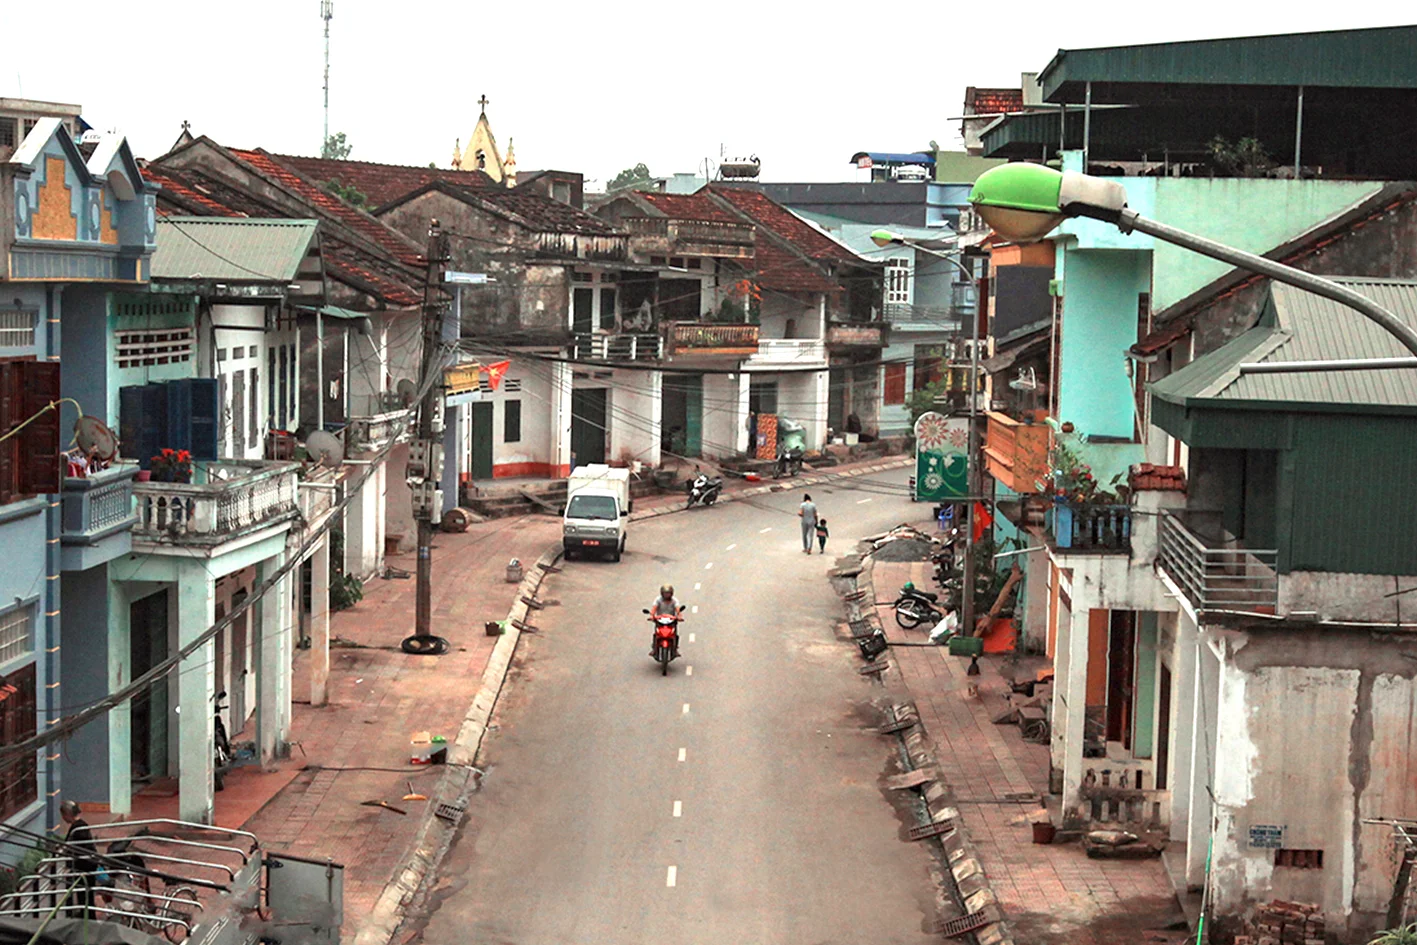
(835, 547), (1015, 945)
(629, 457), (912, 523)
(353, 543), (563, 945)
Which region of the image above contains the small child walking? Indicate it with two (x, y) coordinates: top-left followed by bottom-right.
(815, 517), (829, 554)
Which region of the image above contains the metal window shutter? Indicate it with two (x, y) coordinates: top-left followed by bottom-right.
(16, 361), (61, 496)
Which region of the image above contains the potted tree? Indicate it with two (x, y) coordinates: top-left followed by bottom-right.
(150, 449), (193, 483)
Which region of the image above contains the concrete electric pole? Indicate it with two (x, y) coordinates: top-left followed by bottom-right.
(404, 219), (451, 655)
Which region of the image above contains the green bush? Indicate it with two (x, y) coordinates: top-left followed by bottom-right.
(1371, 924), (1417, 945)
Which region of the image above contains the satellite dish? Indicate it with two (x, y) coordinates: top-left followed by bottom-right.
(395, 378), (417, 406)
(305, 430), (345, 467)
(74, 415), (119, 463)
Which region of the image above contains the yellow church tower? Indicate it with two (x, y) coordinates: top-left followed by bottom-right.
(451, 95), (508, 184)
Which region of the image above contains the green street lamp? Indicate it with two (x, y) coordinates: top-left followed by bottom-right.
(968, 163), (1417, 362)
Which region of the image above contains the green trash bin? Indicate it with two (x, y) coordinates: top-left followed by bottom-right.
(947, 636), (984, 658)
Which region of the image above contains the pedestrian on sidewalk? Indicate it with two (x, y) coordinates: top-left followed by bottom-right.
(798, 493), (818, 553)
(815, 517), (829, 554)
(58, 800), (97, 917)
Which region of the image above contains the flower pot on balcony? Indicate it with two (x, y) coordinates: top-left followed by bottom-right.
(135, 470), (152, 482)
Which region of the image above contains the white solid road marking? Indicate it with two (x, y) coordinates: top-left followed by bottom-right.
(686, 665), (694, 676)
(694, 582), (702, 591)
(704, 562), (714, 570)
(666, 866), (677, 887)
(682, 703), (690, 715)
(688, 633), (696, 643)
(691, 605), (699, 614)
(857, 498), (873, 504)
(673, 800), (682, 818)
(726, 543), (737, 551)
(759, 526), (773, 533)
(678, 747), (686, 762)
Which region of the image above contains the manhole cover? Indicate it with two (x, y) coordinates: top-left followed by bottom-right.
(434, 801), (467, 823)
(935, 912), (993, 938)
(907, 819), (956, 841)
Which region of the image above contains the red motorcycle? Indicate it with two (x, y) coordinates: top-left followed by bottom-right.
(643, 607), (684, 675)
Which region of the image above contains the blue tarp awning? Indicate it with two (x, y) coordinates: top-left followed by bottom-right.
(849, 151), (936, 166)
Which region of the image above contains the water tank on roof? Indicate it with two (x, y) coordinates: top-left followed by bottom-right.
(719, 156), (761, 179)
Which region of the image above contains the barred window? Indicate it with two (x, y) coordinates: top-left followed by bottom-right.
(116, 328), (195, 369)
(0, 606), (33, 666)
(0, 311), (35, 349)
(0, 662), (37, 820)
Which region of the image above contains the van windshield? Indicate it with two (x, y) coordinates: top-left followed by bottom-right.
(567, 494), (619, 521)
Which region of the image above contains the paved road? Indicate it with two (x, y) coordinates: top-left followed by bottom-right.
(407, 474), (943, 945)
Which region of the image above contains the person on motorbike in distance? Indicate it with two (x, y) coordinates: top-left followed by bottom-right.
(649, 584), (683, 659)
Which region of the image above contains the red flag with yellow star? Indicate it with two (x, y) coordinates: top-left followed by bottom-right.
(484, 360), (511, 391)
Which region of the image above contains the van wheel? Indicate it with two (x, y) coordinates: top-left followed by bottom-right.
(611, 541), (623, 563)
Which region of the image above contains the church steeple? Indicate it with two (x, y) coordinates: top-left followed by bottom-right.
(451, 137), (463, 170)
(451, 94), (507, 184)
(504, 137), (517, 187)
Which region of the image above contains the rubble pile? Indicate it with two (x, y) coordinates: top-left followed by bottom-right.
(1232, 900), (1325, 945)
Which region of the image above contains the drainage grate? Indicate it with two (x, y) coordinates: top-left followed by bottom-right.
(907, 819), (956, 841)
(935, 911), (994, 938)
(848, 619), (875, 639)
(885, 769), (935, 790)
(879, 717), (916, 735)
(858, 661), (890, 675)
(844, 589), (867, 602)
(434, 801), (467, 823)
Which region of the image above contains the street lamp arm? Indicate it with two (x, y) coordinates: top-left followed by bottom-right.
(1118, 209), (1417, 358)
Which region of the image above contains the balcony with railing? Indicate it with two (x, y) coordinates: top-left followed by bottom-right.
(133, 460), (301, 550)
(1047, 501), (1133, 553)
(744, 337), (828, 369)
(984, 410), (1050, 495)
(297, 465), (339, 532)
(532, 231), (630, 263)
(624, 217), (755, 259)
(61, 462), (139, 570)
(665, 322), (760, 359)
(1157, 509), (1279, 614)
(571, 332), (662, 362)
(825, 323), (883, 349)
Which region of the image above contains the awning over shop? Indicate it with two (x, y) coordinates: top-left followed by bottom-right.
(981, 329), (1049, 375)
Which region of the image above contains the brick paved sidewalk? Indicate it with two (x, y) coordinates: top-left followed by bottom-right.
(242, 514), (561, 938)
(874, 559), (1187, 945)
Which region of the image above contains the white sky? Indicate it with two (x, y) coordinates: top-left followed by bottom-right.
(4, 2), (1412, 186)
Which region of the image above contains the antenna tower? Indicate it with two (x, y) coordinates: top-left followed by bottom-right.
(321, 0), (334, 152)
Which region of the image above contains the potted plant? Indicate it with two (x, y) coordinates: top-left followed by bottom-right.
(150, 449), (193, 483)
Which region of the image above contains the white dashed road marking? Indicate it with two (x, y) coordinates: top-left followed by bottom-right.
(682, 703), (690, 715)
(691, 605), (699, 614)
(686, 665), (694, 676)
(694, 582), (701, 590)
(857, 498), (873, 504)
(726, 543), (737, 551)
(666, 866), (677, 887)
(688, 633), (696, 643)
(704, 562), (714, 570)
(678, 748), (686, 762)
(673, 800), (682, 818)
(759, 527), (773, 533)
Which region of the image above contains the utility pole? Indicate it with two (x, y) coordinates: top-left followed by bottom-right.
(405, 219), (450, 655)
(961, 254), (981, 640)
(321, 0), (333, 152)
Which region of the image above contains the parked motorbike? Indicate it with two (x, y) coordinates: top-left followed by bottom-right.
(214, 690), (232, 791)
(894, 582), (946, 629)
(685, 470), (723, 508)
(773, 446), (804, 479)
(644, 607), (685, 675)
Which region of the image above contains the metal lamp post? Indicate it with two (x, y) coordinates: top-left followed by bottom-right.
(871, 228), (985, 638)
(967, 163), (1417, 365)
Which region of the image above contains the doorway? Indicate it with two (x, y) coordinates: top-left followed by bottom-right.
(1106, 610), (1138, 749)
(1156, 664), (1172, 789)
(571, 388), (608, 467)
(229, 591), (250, 735)
(662, 375), (702, 458)
(129, 590), (170, 784)
(470, 402), (494, 479)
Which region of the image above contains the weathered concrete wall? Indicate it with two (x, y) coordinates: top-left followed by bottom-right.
(1280, 570), (1417, 623)
(1205, 626), (1417, 942)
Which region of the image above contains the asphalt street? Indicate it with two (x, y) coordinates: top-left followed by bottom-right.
(406, 472), (944, 945)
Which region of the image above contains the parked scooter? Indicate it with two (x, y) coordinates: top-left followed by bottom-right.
(773, 418), (807, 479)
(894, 582), (946, 629)
(685, 469), (723, 508)
(773, 445), (804, 479)
(214, 690), (232, 791)
(643, 607), (685, 675)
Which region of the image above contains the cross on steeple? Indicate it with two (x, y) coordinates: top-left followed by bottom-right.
(478, 94), (489, 113)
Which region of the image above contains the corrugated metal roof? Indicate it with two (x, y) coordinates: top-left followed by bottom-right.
(1150, 279), (1417, 410)
(1040, 26), (1417, 102)
(153, 217), (317, 282)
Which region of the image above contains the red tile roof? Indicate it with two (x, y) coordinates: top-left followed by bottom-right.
(231, 149), (425, 270)
(270, 154), (496, 209)
(634, 191), (743, 224)
(750, 234), (841, 294)
(1129, 463), (1186, 493)
(427, 182), (622, 236)
(142, 165), (241, 217)
(708, 185), (859, 265)
(965, 87), (1025, 115)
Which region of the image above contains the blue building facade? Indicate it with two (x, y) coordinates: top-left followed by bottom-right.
(0, 118), (155, 842)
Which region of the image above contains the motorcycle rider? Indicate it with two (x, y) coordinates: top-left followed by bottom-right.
(648, 584), (682, 659)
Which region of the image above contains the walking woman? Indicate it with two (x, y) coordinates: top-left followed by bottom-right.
(798, 493), (818, 554)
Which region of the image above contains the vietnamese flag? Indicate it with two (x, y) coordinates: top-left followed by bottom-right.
(484, 360), (511, 391)
(973, 502), (994, 542)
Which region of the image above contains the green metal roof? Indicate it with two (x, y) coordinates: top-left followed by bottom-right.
(152, 217), (318, 282)
(1040, 26), (1417, 102)
(1150, 279), (1417, 412)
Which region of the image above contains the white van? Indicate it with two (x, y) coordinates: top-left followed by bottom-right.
(563, 465), (631, 561)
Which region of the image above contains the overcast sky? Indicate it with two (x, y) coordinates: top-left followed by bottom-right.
(5, 3), (1412, 187)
